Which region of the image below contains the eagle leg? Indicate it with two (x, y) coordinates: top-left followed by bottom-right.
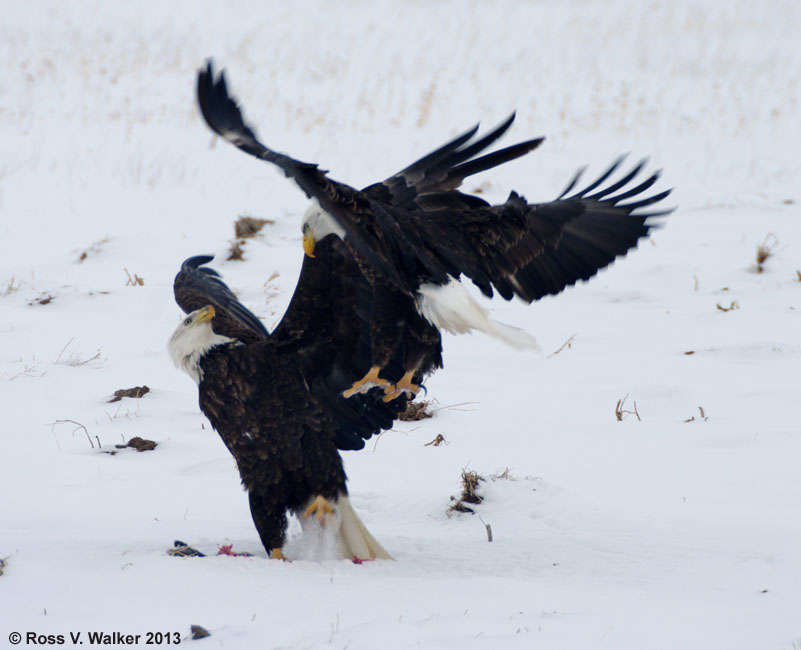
(383, 370), (423, 402)
(342, 365), (391, 398)
(270, 547), (286, 560)
(303, 495), (335, 524)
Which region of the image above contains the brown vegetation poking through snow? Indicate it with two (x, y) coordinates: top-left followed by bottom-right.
(117, 437), (157, 452)
(615, 394), (641, 421)
(448, 470), (484, 514)
(235, 215), (273, 239)
(124, 268), (144, 286)
(755, 233), (779, 273)
(227, 240), (245, 261)
(78, 236), (110, 263)
(716, 300), (739, 312)
(227, 216), (275, 261)
(108, 386), (150, 402)
(400, 400), (433, 421)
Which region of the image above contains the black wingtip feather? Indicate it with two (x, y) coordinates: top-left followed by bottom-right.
(182, 254), (217, 273)
(448, 137), (544, 183)
(557, 166), (586, 199)
(174, 255), (269, 340)
(584, 159), (647, 201)
(567, 155), (628, 199)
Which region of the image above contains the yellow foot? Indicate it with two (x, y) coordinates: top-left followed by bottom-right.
(342, 366), (390, 398)
(383, 370), (422, 402)
(270, 548), (286, 560)
(303, 495), (335, 522)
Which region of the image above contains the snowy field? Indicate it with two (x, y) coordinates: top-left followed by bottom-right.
(2, 1), (800, 648)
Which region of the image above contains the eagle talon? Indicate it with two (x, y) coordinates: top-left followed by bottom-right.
(382, 370), (422, 402)
(343, 366), (390, 398)
(303, 495), (335, 523)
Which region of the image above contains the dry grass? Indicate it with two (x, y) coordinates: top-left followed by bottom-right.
(416, 80), (437, 128)
(755, 233), (779, 273)
(50, 419), (96, 450)
(424, 433), (447, 447)
(78, 236), (110, 263)
(684, 406), (709, 423)
(115, 436), (157, 452)
(1, 276), (21, 297)
(2, 357), (47, 381)
(124, 268), (144, 286)
(235, 215), (273, 239)
(52, 338), (105, 368)
(104, 402), (141, 423)
(400, 400), (433, 421)
(716, 300), (739, 312)
(263, 271), (284, 319)
(615, 394), (641, 422)
(108, 385), (150, 403)
(448, 469), (484, 514)
(227, 240), (245, 261)
(549, 333), (577, 357)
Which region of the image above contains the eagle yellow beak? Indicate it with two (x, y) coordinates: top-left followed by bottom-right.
(302, 232), (316, 258)
(197, 305), (215, 323)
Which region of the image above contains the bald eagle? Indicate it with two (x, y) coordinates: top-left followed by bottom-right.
(169, 246), (427, 560)
(196, 62), (672, 401)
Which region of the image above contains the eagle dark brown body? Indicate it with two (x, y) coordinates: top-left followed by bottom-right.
(197, 341), (346, 552)
(169, 244), (411, 559)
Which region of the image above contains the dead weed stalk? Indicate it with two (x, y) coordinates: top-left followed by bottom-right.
(615, 394), (641, 421)
(755, 233), (780, 273)
(53, 338), (105, 368)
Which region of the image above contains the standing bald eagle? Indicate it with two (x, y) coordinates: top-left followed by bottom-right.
(168, 245), (424, 560)
(196, 61), (672, 401)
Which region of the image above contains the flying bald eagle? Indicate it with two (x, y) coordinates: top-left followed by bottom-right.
(196, 62), (672, 401)
(169, 247), (427, 560)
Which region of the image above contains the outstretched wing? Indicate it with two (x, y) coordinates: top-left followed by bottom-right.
(406, 157), (672, 301)
(174, 255), (269, 344)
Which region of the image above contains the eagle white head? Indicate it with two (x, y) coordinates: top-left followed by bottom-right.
(168, 305), (236, 384)
(301, 199), (347, 257)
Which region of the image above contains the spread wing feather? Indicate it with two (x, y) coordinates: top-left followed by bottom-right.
(174, 255), (269, 344)
(402, 160), (673, 301)
(362, 112), (544, 209)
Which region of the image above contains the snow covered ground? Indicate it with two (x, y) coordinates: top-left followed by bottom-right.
(2, 1), (800, 648)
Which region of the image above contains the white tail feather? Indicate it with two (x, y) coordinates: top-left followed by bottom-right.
(295, 494), (393, 561)
(335, 495), (394, 561)
(416, 279), (540, 350)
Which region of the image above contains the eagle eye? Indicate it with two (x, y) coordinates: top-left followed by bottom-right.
(184, 317), (192, 326)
